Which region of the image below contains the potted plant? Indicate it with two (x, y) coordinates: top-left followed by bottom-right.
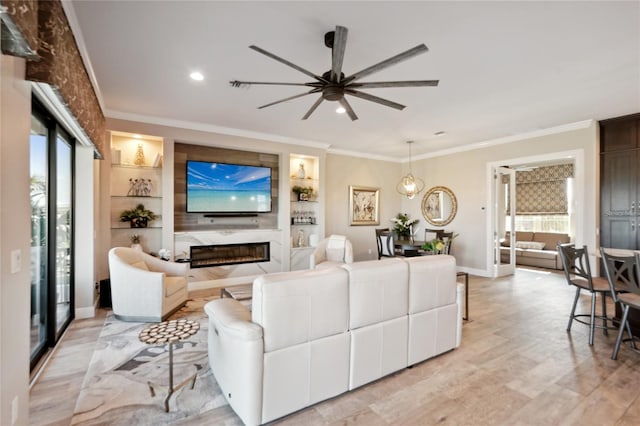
(129, 234), (142, 251)
(292, 185), (314, 201)
(391, 213), (419, 240)
(120, 203), (158, 228)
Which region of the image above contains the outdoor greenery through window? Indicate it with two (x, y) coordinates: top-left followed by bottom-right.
(507, 214), (570, 234)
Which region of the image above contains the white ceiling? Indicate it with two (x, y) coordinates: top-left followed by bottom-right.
(67, 1), (640, 160)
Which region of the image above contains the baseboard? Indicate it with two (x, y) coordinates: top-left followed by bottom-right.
(75, 305), (95, 319)
(457, 266), (491, 277)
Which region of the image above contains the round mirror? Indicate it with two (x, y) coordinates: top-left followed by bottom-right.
(421, 186), (458, 226)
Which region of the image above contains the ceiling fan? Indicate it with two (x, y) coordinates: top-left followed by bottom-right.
(229, 25), (439, 121)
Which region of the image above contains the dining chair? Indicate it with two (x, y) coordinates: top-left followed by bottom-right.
(439, 231), (454, 255)
(376, 230), (395, 259)
(600, 248), (640, 359)
(557, 243), (614, 345)
(424, 228), (445, 242)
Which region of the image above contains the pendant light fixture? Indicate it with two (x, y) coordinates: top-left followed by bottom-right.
(396, 141), (425, 199)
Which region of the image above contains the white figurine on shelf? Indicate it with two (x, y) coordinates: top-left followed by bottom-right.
(297, 162), (306, 179)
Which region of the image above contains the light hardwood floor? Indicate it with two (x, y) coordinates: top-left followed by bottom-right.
(29, 268), (640, 425)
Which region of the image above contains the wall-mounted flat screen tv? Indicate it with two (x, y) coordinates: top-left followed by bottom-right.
(186, 160), (272, 213)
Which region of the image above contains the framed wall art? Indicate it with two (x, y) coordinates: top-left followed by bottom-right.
(349, 185), (380, 226)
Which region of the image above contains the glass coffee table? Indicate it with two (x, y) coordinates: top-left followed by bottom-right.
(220, 283), (253, 301)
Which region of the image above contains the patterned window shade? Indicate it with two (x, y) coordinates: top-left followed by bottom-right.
(515, 164), (574, 215)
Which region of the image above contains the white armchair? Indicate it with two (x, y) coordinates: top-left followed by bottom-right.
(309, 234), (354, 269)
(108, 247), (189, 322)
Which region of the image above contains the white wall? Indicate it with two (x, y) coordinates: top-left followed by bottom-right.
(324, 154), (402, 261)
(399, 122), (599, 275)
(75, 145), (96, 318)
(0, 53), (31, 426)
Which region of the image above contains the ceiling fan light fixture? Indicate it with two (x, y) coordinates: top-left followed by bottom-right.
(336, 106), (346, 114)
(396, 141), (425, 199)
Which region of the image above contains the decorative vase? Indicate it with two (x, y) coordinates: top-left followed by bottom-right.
(130, 217), (148, 228)
(298, 192), (309, 201)
(130, 243), (142, 252)
(133, 143), (146, 166)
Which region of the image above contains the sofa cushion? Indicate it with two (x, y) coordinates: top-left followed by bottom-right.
(405, 255), (456, 314)
(519, 249), (557, 260)
(165, 276), (186, 297)
(326, 236), (347, 262)
(131, 260), (149, 271)
(534, 232), (570, 249)
(515, 241), (546, 250)
(504, 231), (534, 246)
(343, 258), (408, 330)
(252, 267), (349, 353)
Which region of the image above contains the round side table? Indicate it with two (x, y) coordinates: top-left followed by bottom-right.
(138, 318), (200, 412)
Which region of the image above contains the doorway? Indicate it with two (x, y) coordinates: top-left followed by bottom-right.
(487, 150), (584, 277)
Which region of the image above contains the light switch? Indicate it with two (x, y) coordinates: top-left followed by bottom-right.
(11, 249), (21, 274)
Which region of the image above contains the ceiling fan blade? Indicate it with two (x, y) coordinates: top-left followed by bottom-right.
(257, 88), (321, 109)
(349, 80), (439, 89)
(339, 97), (358, 121)
(302, 96), (324, 120)
(249, 45), (329, 84)
(330, 26), (348, 82)
(230, 80), (323, 88)
(345, 89), (405, 110)
(342, 44), (429, 85)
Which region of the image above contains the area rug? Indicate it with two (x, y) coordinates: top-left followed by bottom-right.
(71, 297), (238, 425)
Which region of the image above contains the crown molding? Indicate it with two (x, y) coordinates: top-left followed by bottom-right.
(61, 0), (105, 113)
(104, 109), (331, 150)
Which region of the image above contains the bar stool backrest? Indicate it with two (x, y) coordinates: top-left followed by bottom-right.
(558, 243), (595, 291)
(600, 248), (639, 302)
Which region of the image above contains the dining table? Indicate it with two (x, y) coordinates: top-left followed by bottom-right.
(394, 239), (425, 257)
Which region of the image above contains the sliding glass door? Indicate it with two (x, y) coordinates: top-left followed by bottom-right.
(30, 114), (49, 364)
(54, 130), (73, 339)
(30, 99), (74, 369)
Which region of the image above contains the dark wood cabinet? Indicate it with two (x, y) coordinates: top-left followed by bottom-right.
(601, 117), (638, 152)
(600, 113), (640, 333)
(600, 113), (640, 251)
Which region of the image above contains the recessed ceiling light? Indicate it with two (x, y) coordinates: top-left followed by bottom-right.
(434, 131), (446, 136)
(190, 71), (204, 81)
(336, 106), (346, 114)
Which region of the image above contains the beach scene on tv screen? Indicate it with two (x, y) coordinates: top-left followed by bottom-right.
(187, 161), (271, 212)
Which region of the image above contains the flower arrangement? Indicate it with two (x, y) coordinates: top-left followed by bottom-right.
(130, 234), (141, 244)
(422, 239), (446, 253)
(422, 233), (458, 254)
(391, 213), (419, 239)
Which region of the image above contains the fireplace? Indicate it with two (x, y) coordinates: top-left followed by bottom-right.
(190, 242), (270, 268)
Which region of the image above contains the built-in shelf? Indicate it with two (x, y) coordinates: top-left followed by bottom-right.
(110, 133), (164, 253)
(111, 226), (163, 230)
(112, 164), (161, 170)
(112, 195), (162, 199)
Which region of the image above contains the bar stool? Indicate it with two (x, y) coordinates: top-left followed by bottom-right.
(600, 248), (640, 359)
(558, 243), (615, 345)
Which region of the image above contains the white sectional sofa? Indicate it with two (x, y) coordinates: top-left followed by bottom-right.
(204, 255), (460, 425)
